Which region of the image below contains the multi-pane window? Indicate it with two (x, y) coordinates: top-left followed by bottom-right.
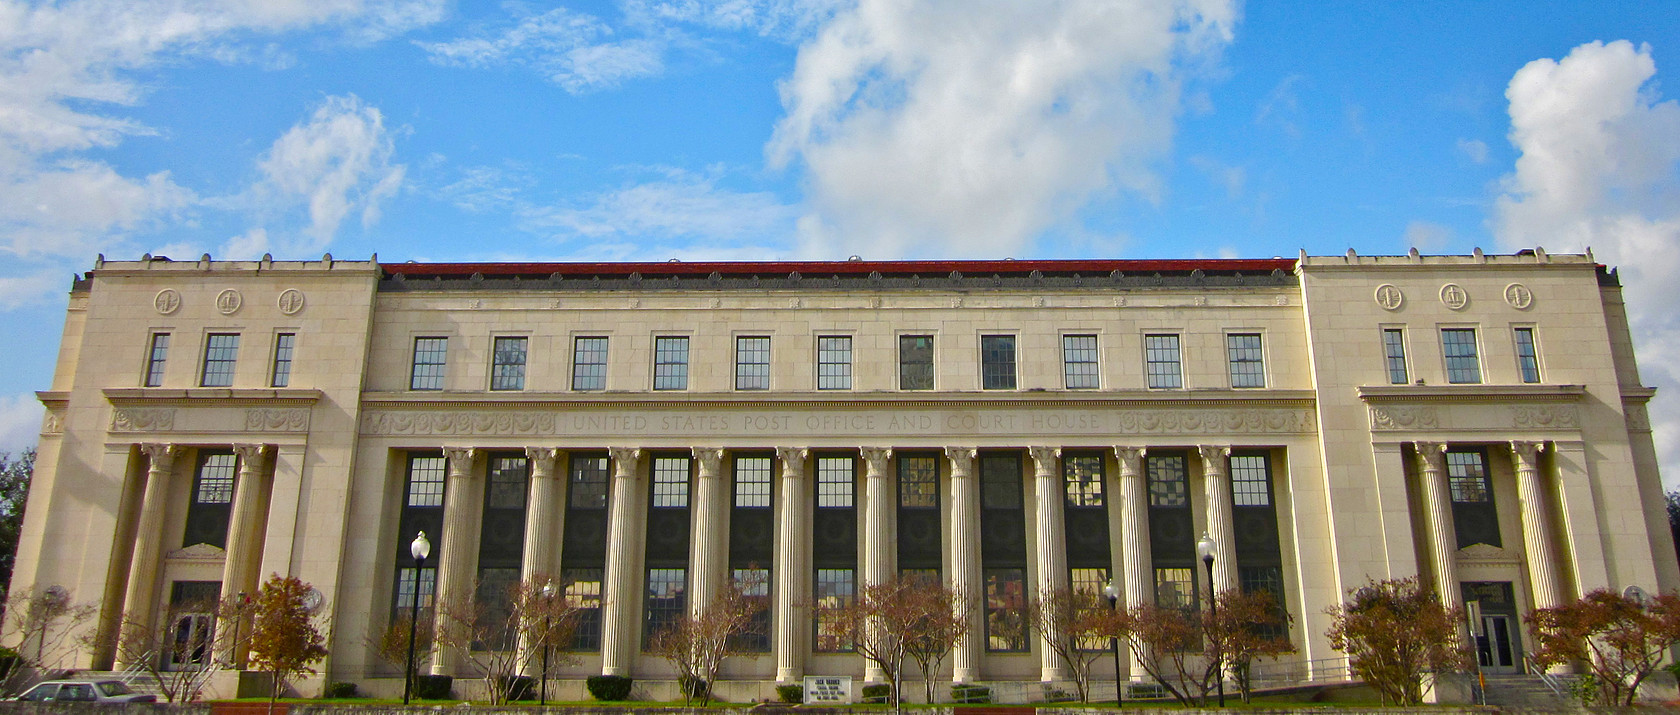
(1514, 328), (1541, 383)
(899, 335), (934, 390)
(1383, 329), (1408, 384)
(407, 456), (447, 507)
(411, 337), (448, 390)
(1227, 333), (1265, 388)
(1063, 454), (1104, 507)
(564, 568), (603, 651)
(1070, 567), (1111, 650)
(814, 568), (855, 652)
(1155, 567), (1195, 609)
(980, 456), (1022, 509)
(144, 333), (170, 387)
(490, 336), (527, 391)
(1147, 454), (1188, 507)
(816, 456), (854, 507)
(1239, 565), (1288, 639)
(194, 453), (237, 504)
(981, 335), (1017, 390)
(899, 456), (938, 508)
(734, 456), (773, 508)
(1230, 454), (1271, 507)
(651, 457), (690, 508)
(184, 452), (236, 548)
(817, 336), (852, 390)
(394, 567), (437, 620)
(1447, 451), (1491, 503)
(731, 568), (772, 652)
(200, 333), (240, 387)
(1145, 334), (1183, 389)
(270, 333), (295, 388)
(736, 336), (771, 390)
(1441, 328), (1481, 384)
(644, 568), (686, 643)
(984, 568), (1028, 651)
(569, 456), (609, 509)
(572, 337), (608, 391)
(653, 336), (689, 390)
(1063, 335), (1099, 389)
(487, 456), (528, 509)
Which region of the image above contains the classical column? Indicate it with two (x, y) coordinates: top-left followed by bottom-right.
(774, 447), (809, 683)
(1413, 442), (1462, 609)
(859, 446), (894, 683)
(600, 447), (644, 677)
(689, 448), (727, 614)
(1113, 446), (1149, 680)
(1029, 446), (1069, 682)
(1511, 441), (1564, 610)
(1197, 445), (1237, 595)
(946, 447), (983, 683)
(219, 443), (270, 667)
(431, 447), (479, 676)
(518, 447), (565, 677)
(121, 443), (180, 666)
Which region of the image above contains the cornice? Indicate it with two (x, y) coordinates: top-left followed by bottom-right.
(360, 389), (1318, 411)
(1357, 384), (1584, 404)
(104, 387), (324, 407)
(1622, 387), (1658, 403)
(35, 391), (68, 407)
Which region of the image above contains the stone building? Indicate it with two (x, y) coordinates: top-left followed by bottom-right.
(14, 249), (1674, 699)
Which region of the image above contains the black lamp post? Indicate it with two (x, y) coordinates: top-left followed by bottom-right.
(540, 580), (556, 706)
(1196, 532), (1224, 708)
(403, 531), (431, 705)
(1103, 579), (1123, 708)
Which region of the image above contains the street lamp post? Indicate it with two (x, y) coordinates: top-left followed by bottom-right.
(1103, 580), (1124, 708)
(540, 580), (556, 706)
(1197, 532), (1225, 708)
(403, 531), (431, 706)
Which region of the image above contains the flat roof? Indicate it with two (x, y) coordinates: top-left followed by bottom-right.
(379, 257), (1297, 279)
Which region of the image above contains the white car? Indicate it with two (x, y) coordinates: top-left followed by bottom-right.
(13, 679), (157, 703)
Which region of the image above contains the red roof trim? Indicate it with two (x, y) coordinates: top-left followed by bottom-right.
(381, 258), (1296, 277)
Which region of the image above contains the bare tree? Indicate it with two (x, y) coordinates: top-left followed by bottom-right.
(1203, 589), (1295, 703)
(1027, 587), (1123, 702)
(1, 586), (95, 694)
(367, 611), (433, 693)
(94, 593), (256, 703)
(820, 575), (970, 710)
(1123, 603), (1214, 706)
(1528, 588), (1680, 706)
(649, 574), (769, 705)
(434, 577), (580, 705)
(899, 579), (970, 705)
(1325, 577), (1470, 706)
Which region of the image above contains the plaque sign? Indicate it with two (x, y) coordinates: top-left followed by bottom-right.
(803, 676), (852, 704)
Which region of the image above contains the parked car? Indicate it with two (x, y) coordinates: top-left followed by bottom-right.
(13, 679), (157, 703)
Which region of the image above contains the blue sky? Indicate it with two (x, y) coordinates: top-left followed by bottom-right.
(2, 0), (1679, 485)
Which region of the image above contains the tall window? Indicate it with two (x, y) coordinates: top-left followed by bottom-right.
(1063, 335), (1099, 389)
(984, 568), (1028, 651)
(734, 456), (772, 507)
(644, 568), (686, 644)
(1441, 328), (1481, 384)
(1446, 449), (1499, 549)
(731, 568), (771, 652)
(816, 457), (854, 508)
(488, 337), (527, 390)
(813, 568), (855, 652)
(899, 335), (934, 390)
(270, 333), (295, 388)
(569, 456), (608, 509)
(145, 333), (170, 387)
(1063, 454), (1104, 507)
(572, 337), (608, 391)
(897, 454), (941, 573)
(1383, 329), (1408, 384)
(561, 454), (610, 651)
(1155, 567), (1195, 609)
(651, 456), (690, 508)
(200, 334), (240, 387)
(1145, 334), (1183, 389)
(410, 337), (448, 390)
(653, 336), (689, 390)
(1231, 454), (1271, 506)
(1070, 567), (1111, 649)
(736, 336), (771, 390)
(1147, 454), (1188, 507)
(563, 568), (602, 650)
(184, 452), (236, 548)
(981, 335), (1017, 390)
(899, 456), (937, 508)
(395, 567), (437, 621)
(1227, 333), (1265, 388)
(394, 454), (446, 622)
(729, 456), (773, 652)
(1514, 328), (1541, 383)
(1447, 451), (1490, 503)
(818, 336), (852, 390)
(407, 455), (447, 507)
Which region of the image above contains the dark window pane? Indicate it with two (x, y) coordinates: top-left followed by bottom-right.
(145, 333), (170, 387)
(1447, 451), (1490, 503)
(814, 568), (854, 652)
(981, 335), (1016, 390)
(1383, 329), (1408, 384)
(985, 568), (1027, 651)
(271, 333), (295, 388)
(818, 336), (852, 390)
(1515, 328), (1540, 383)
(1227, 333), (1265, 388)
(491, 336), (527, 390)
(201, 333), (240, 387)
(980, 454), (1021, 509)
(572, 337), (608, 390)
(643, 568), (686, 647)
(1063, 334), (1099, 389)
(570, 456), (609, 509)
(654, 336), (689, 390)
(1063, 454), (1104, 507)
(1145, 334), (1182, 389)
(1147, 454), (1187, 507)
(899, 335), (934, 390)
(899, 455), (938, 508)
(487, 456), (528, 510)
(411, 337), (448, 390)
(1442, 329), (1481, 384)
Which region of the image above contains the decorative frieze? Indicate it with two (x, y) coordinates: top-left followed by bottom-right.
(112, 408), (175, 432)
(1510, 405), (1577, 429)
(1369, 405), (1439, 431)
(360, 411), (557, 436)
(245, 408), (310, 432)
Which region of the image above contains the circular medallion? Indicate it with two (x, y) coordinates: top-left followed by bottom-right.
(302, 587), (324, 613)
(154, 289), (181, 315)
(277, 289), (305, 315)
(216, 289), (243, 315)
(1374, 284), (1404, 311)
(1439, 283), (1469, 311)
(1504, 283), (1533, 309)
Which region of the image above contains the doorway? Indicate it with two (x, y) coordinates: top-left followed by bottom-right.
(1477, 614), (1518, 673)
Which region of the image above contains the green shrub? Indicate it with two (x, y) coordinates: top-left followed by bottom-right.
(500, 675), (535, 701)
(952, 684), (991, 704)
(414, 674), (453, 700)
(586, 675), (634, 701)
(776, 684), (804, 703)
(323, 682), (358, 699)
(862, 683), (893, 704)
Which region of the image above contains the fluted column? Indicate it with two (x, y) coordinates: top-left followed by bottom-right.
(517, 448), (564, 677)
(1197, 445), (1237, 595)
(1113, 447), (1149, 680)
(1029, 446), (1069, 682)
(946, 447), (982, 683)
(121, 443), (180, 666)
(1512, 441), (1563, 610)
(600, 447), (644, 677)
(431, 447), (479, 676)
(859, 446), (894, 683)
(774, 447), (809, 683)
(219, 443), (270, 667)
(689, 448), (727, 615)
(1414, 442), (1462, 609)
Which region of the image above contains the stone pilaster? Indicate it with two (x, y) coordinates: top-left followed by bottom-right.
(945, 446), (982, 684)
(517, 447), (564, 677)
(600, 447), (644, 677)
(1113, 446), (1149, 681)
(1413, 442), (1462, 609)
(121, 443), (179, 667)
(218, 443), (270, 667)
(1029, 445), (1069, 682)
(1511, 441), (1563, 610)
(689, 448), (727, 615)
(431, 447), (479, 676)
(859, 446), (894, 683)
(1197, 445), (1237, 595)
(774, 447), (809, 683)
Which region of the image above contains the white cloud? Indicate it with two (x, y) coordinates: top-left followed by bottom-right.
(255, 95), (406, 253)
(1255, 74), (1304, 138)
(767, 0), (1237, 259)
(522, 167), (797, 246)
(220, 227), (270, 259)
(1403, 220), (1453, 251)
(1457, 137), (1489, 164)
(0, 271), (65, 310)
(0, 160), (194, 258)
(1492, 40), (1680, 487)
(0, 393), (43, 454)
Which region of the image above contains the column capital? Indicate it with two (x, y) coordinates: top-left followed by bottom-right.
(693, 447), (725, 475)
(860, 447), (893, 477)
(944, 447), (977, 475)
(443, 447), (476, 478)
(1510, 440), (1546, 467)
(232, 443), (269, 469)
(1197, 445), (1231, 468)
(1028, 447), (1061, 477)
(608, 447), (643, 477)
(525, 447), (562, 478)
(776, 447), (808, 478)
(140, 443), (180, 471)
(1113, 446), (1147, 476)
(1413, 441), (1448, 473)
